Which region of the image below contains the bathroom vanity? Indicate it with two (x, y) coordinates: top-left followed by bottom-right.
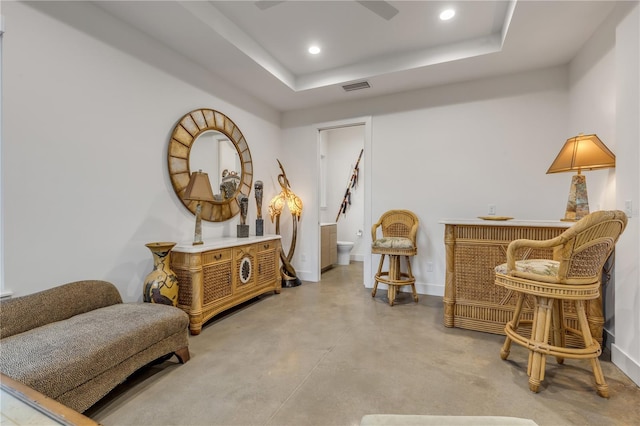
(321, 223), (337, 271)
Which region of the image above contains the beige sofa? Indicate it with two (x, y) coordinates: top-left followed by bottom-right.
(0, 280), (190, 413)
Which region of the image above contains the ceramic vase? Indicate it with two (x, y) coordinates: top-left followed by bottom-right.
(143, 242), (179, 306)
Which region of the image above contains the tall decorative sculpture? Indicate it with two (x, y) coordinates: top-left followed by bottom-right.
(269, 160), (303, 288)
(255, 181), (264, 236)
(237, 195), (249, 238)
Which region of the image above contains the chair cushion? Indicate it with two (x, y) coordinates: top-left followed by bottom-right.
(372, 237), (414, 249)
(495, 259), (559, 277)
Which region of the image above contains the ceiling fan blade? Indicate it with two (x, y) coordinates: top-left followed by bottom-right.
(357, 1), (399, 20)
(254, 1), (285, 11)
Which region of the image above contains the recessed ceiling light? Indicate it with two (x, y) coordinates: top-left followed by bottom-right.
(308, 45), (321, 55)
(439, 9), (455, 21)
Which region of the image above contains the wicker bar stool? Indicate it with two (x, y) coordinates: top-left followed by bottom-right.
(494, 210), (627, 397)
(371, 210), (419, 306)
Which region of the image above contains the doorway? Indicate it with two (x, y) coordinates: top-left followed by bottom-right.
(315, 117), (372, 286)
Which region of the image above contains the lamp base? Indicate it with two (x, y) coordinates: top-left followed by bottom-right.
(563, 173), (589, 222)
(282, 276), (301, 288)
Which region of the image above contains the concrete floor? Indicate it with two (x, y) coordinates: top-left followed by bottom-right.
(87, 262), (640, 426)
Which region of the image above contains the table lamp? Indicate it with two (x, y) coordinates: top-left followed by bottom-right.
(183, 170), (215, 245)
(546, 133), (615, 221)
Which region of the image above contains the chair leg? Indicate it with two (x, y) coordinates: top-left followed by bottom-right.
(527, 297), (538, 374)
(404, 256), (418, 302)
(551, 300), (565, 365)
(528, 297), (553, 393)
(575, 300), (609, 398)
(372, 254), (385, 297)
(388, 284), (396, 306)
(501, 292), (525, 360)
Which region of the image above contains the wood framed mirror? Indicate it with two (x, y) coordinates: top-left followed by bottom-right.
(168, 108), (253, 222)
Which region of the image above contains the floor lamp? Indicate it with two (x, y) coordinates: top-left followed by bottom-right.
(269, 160), (303, 288)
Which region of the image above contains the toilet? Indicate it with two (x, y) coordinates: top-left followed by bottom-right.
(336, 241), (354, 265)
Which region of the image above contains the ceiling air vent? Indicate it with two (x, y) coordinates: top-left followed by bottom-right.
(342, 81), (371, 92)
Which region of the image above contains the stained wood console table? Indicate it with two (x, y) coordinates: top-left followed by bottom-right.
(171, 235), (281, 335)
(439, 219), (604, 345)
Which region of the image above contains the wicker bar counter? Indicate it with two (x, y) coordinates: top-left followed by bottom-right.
(439, 219), (604, 345)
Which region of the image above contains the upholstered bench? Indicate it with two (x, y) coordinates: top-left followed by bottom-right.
(0, 280), (190, 412)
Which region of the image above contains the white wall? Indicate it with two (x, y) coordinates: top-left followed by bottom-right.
(613, 2), (640, 386)
(1, 2), (282, 301)
(568, 1), (639, 386)
(321, 126), (365, 261)
(0, 12), (5, 297)
(568, 1), (620, 347)
(282, 66), (572, 293)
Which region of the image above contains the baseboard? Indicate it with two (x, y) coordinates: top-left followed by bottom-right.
(297, 269), (316, 282)
(611, 343), (640, 386)
(415, 282), (444, 297)
(603, 328), (614, 351)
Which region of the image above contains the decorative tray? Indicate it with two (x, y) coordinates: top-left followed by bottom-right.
(478, 216), (514, 221)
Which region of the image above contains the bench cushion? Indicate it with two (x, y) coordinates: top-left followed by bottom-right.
(0, 280), (122, 339)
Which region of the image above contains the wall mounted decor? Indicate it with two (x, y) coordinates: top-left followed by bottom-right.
(168, 109), (253, 222)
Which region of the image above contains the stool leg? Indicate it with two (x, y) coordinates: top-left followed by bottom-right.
(372, 254), (385, 297)
(501, 292), (525, 360)
(404, 256), (418, 302)
(388, 256), (400, 305)
(388, 284), (396, 306)
(576, 300), (609, 398)
(528, 297), (553, 393)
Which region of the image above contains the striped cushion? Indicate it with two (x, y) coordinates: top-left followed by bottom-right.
(495, 259), (559, 277)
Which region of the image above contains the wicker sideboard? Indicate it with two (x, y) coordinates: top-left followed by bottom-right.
(171, 235), (282, 335)
(439, 219), (604, 344)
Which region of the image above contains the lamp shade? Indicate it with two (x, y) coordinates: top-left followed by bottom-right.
(546, 134), (615, 174)
(183, 170), (215, 202)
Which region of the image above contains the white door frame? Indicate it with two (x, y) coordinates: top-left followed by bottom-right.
(315, 116), (372, 287)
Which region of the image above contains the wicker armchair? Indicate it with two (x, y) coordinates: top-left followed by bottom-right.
(494, 210), (627, 397)
(371, 210), (419, 306)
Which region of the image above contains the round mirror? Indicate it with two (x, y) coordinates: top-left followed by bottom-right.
(168, 109), (253, 222)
